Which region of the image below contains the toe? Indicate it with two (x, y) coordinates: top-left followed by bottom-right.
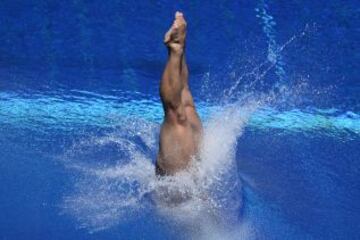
(175, 11), (183, 18)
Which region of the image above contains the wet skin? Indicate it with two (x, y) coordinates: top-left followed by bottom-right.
(156, 12), (202, 175)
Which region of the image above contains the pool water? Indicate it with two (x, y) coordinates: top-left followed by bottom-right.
(0, 1), (359, 240)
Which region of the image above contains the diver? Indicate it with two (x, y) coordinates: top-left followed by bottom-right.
(156, 12), (203, 176)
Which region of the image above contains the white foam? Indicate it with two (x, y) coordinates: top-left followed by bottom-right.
(60, 101), (259, 239)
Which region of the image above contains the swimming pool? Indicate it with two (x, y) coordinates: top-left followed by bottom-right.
(0, 1), (359, 239)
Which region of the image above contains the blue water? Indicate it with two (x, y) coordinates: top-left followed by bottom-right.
(1, 1), (359, 239)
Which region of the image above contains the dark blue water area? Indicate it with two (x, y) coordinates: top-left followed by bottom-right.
(0, 0), (359, 240)
(238, 130), (360, 239)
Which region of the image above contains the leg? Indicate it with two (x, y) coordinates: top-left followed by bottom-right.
(161, 12), (200, 127)
(180, 55), (202, 130)
(156, 12), (202, 175)
(160, 12), (187, 124)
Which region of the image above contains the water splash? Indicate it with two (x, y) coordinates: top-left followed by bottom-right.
(60, 120), (158, 231)
(224, 23), (311, 101)
(59, 100), (259, 238)
(255, 0), (287, 87)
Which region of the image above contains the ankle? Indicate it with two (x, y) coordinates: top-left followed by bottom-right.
(167, 44), (184, 56)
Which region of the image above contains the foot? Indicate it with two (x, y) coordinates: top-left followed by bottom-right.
(164, 11), (186, 54)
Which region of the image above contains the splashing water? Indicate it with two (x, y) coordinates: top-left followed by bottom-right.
(60, 96), (262, 238)
(58, 3), (317, 238)
(52, 32), (356, 238)
(58, 19), (317, 239)
(255, 0), (287, 86)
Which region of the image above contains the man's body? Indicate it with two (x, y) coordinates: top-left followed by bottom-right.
(156, 12), (202, 175)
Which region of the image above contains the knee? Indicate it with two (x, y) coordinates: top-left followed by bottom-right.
(176, 106), (187, 124)
(165, 105), (187, 124)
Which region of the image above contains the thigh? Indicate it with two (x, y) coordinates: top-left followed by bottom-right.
(185, 106), (202, 132)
